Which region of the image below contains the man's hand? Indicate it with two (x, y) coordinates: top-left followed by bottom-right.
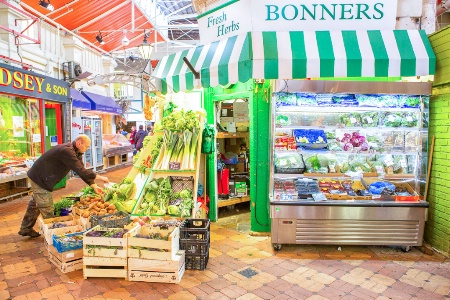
(90, 184), (104, 196)
(95, 175), (109, 184)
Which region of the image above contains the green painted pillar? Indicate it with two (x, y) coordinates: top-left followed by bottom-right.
(203, 88), (218, 221)
(249, 81), (271, 232)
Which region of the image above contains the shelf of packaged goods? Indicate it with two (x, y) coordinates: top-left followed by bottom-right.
(276, 126), (422, 132)
(218, 195), (250, 207)
(274, 149), (419, 156)
(216, 132), (249, 139)
(0, 173), (28, 184)
(276, 106), (421, 113)
(273, 173), (416, 179)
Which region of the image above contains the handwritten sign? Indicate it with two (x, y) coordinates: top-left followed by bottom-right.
(169, 162), (181, 170)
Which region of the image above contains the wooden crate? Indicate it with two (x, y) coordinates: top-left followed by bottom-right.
(83, 256), (127, 279)
(83, 225), (137, 258)
(45, 225), (85, 246)
(47, 243), (83, 273)
(38, 215), (80, 245)
(128, 226), (180, 260)
(128, 250), (185, 283)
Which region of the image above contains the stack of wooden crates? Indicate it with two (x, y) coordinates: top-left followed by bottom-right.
(39, 215), (85, 273)
(127, 224), (185, 283)
(180, 219), (210, 270)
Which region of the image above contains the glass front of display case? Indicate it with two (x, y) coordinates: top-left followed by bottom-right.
(270, 92), (429, 203)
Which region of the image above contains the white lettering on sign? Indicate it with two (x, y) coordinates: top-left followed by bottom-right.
(198, 0), (398, 44)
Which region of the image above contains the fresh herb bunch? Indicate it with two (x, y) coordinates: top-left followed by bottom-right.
(53, 198), (74, 216)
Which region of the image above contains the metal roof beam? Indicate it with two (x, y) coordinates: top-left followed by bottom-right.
(73, 1), (131, 31)
(167, 13), (197, 21)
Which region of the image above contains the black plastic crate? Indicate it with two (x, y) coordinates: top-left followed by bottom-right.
(185, 253), (209, 270)
(180, 219), (210, 241)
(180, 236), (210, 256)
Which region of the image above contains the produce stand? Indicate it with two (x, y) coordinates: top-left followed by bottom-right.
(269, 80), (431, 251)
(130, 110), (205, 219)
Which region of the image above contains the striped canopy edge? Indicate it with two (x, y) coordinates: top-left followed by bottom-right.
(153, 32), (252, 95)
(153, 30), (436, 94)
(251, 30), (436, 80)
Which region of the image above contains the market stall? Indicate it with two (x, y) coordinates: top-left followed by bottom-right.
(71, 91), (123, 172)
(0, 62), (70, 200)
(153, 0), (437, 238)
(102, 134), (133, 169)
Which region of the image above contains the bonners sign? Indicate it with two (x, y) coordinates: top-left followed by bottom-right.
(0, 62), (69, 102)
(198, 0), (398, 44)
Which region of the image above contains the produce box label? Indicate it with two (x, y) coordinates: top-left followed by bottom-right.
(169, 162), (181, 170)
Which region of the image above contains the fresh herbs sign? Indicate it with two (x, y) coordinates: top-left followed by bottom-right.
(198, 0), (398, 44)
(0, 62), (69, 102)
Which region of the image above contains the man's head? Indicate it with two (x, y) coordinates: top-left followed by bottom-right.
(139, 125), (143, 130)
(75, 134), (91, 153)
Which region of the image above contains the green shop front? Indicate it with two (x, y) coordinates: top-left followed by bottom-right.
(154, 0), (437, 246)
(0, 62), (70, 200)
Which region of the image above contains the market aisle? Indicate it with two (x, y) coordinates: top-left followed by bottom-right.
(0, 166), (449, 300)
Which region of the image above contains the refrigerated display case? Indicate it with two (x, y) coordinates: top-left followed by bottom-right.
(269, 80), (431, 251)
(102, 134), (133, 168)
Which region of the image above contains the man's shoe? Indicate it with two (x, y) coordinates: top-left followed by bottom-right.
(18, 229), (41, 238)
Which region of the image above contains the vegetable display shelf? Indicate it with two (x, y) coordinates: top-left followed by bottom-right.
(269, 81), (430, 251)
(129, 113), (205, 219)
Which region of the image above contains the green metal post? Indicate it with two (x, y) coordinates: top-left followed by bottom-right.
(203, 88), (218, 221)
(249, 81), (271, 232)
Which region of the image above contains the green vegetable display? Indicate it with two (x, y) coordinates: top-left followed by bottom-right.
(137, 177), (172, 215)
(155, 110), (201, 170)
(103, 177), (136, 213)
(53, 198), (74, 216)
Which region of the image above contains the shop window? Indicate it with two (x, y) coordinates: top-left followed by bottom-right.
(0, 95), (42, 158)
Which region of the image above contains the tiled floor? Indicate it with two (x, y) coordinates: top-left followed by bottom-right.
(1, 165), (449, 300)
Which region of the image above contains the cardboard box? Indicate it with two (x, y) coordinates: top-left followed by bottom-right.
(234, 116), (249, 122)
(221, 117), (234, 123)
(235, 182), (248, 196)
(221, 103), (233, 117)
(233, 102), (249, 112)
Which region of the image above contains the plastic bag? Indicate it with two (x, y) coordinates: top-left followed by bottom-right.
(368, 182), (395, 194)
(201, 124), (215, 154)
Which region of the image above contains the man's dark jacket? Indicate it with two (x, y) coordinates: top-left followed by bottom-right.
(27, 141), (96, 191)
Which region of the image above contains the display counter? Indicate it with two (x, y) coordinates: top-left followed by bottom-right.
(0, 158), (34, 201)
(269, 81), (431, 251)
(102, 134), (133, 169)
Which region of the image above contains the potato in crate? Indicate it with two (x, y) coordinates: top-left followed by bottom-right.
(128, 225), (180, 260)
(180, 219), (210, 241)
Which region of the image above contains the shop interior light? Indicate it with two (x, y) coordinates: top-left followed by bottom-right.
(138, 30), (153, 60)
(39, 0), (54, 11)
(96, 32), (105, 45)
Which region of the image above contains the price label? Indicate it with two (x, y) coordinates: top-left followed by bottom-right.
(280, 194), (293, 201)
(312, 193), (327, 201)
(169, 162), (180, 170)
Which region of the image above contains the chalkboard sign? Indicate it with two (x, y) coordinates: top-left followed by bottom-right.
(169, 162), (180, 170)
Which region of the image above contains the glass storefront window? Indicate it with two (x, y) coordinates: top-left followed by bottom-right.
(0, 94), (42, 159)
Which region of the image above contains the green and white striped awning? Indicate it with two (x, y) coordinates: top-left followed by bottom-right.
(153, 32), (252, 94)
(153, 30), (435, 94)
(252, 30), (436, 79)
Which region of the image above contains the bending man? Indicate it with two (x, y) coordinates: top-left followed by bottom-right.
(19, 134), (109, 237)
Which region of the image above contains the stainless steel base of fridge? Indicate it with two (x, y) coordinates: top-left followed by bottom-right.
(270, 202), (428, 251)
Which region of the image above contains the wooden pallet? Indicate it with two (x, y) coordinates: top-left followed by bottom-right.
(128, 250), (185, 283)
(128, 226), (180, 260)
(83, 256), (127, 279)
(47, 244), (83, 273)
